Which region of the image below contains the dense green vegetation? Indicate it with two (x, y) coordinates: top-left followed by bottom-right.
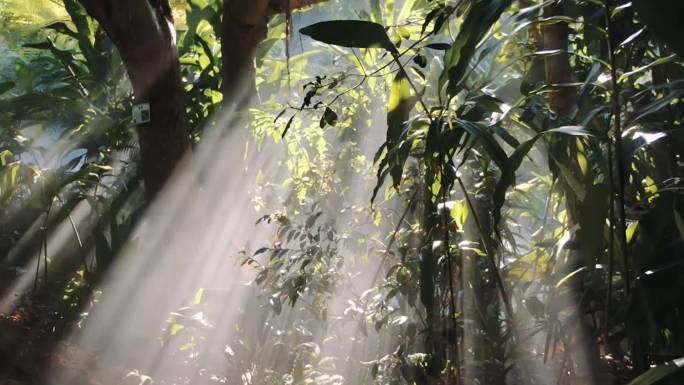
(1, 0), (684, 384)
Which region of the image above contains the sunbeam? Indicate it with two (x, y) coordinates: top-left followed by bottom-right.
(2, 1), (684, 385)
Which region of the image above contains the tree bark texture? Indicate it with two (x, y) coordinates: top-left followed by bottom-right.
(221, 0), (326, 106)
(542, 3), (576, 117)
(76, 0), (328, 198)
(77, 0), (190, 200)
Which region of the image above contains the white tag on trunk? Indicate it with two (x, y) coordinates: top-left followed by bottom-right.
(132, 103), (151, 124)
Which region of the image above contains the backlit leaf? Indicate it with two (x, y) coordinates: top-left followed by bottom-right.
(300, 20), (396, 52)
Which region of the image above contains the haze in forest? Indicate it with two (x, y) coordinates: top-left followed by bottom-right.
(1, 1), (684, 385)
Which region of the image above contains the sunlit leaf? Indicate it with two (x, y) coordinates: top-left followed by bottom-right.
(555, 267), (587, 289)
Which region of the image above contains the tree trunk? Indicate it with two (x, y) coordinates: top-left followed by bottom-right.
(77, 0), (190, 200)
(221, 0), (270, 106)
(76, 0), (328, 198)
(221, 0), (327, 106)
(542, 4), (603, 385)
(543, 3), (576, 117)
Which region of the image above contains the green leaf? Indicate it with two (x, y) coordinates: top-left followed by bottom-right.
(450, 200), (469, 229)
(45, 21), (79, 39)
(371, 71), (422, 203)
(440, 0), (512, 96)
(555, 267), (587, 289)
(193, 288), (205, 305)
(300, 20), (396, 52)
(320, 107), (338, 128)
(626, 221), (639, 243)
(630, 80), (684, 123)
(493, 126), (590, 225)
(62, 0), (107, 81)
(455, 119), (508, 170)
(425, 43), (451, 51)
(627, 357), (684, 385)
(619, 54), (678, 83)
(385, 69), (416, 188)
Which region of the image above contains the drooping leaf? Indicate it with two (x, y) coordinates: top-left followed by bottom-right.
(619, 54), (678, 83)
(281, 115), (295, 139)
(454, 119), (507, 170)
(493, 126), (590, 225)
(630, 80), (684, 123)
(384, 69), (417, 188)
(555, 267), (588, 289)
(62, 0), (108, 81)
(300, 20), (396, 52)
(45, 21), (79, 39)
(440, 0), (512, 96)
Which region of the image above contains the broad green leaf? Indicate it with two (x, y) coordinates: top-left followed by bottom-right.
(300, 20), (396, 52)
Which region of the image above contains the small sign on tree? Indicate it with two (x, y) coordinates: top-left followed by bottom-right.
(132, 103), (151, 124)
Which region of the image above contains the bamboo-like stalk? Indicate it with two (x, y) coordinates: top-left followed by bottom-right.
(604, 0), (631, 295)
(603, 134), (616, 343)
(56, 194), (91, 285)
(456, 177), (514, 322)
(441, 163), (460, 385)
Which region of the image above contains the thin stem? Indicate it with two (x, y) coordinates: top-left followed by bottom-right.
(604, 0), (631, 295)
(35, 181), (52, 293)
(456, 176), (514, 322)
(441, 170), (460, 385)
(604, 136), (615, 342)
(532, 181), (556, 283)
(56, 194), (91, 285)
(42, 201), (53, 290)
(371, 188), (420, 286)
